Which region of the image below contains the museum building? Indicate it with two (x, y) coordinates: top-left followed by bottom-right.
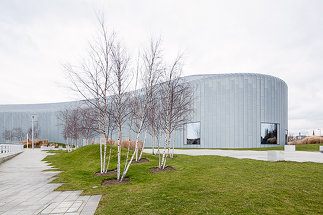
(0, 73), (288, 148)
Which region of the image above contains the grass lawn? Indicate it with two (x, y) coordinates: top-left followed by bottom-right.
(44, 145), (323, 215)
(215, 144), (323, 151)
(161, 143), (323, 151)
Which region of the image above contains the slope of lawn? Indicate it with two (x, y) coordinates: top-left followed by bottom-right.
(44, 145), (323, 215)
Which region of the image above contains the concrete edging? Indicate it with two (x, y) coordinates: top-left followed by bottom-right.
(0, 151), (23, 165)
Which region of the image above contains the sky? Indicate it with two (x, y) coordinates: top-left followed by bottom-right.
(0, 0), (323, 135)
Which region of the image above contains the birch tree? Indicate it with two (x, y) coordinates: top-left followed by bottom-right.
(110, 41), (131, 180)
(57, 108), (72, 150)
(120, 40), (163, 181)
(159, 56), (193, 168)
(65, 18), (115, 173)
(79, 107), (97, 146)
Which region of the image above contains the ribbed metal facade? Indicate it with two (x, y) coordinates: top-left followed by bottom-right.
(0, 102), (79, 144)
(186, 73), (288, 148)
(0, 73), (288, 148)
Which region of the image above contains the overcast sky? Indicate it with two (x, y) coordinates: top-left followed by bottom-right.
(0, 0), (322, 135)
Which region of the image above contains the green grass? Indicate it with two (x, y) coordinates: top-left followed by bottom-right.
(217, 144), (323, 151)
(44, 145), (323, 215)
(154, 144), (323, 151)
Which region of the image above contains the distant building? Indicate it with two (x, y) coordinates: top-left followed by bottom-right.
(0, 73), (288, 148)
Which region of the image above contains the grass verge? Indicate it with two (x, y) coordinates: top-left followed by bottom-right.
(44, 145), (323, 215)
(155, 143), (323, 151)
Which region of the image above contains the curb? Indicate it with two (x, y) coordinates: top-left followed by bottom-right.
(0, 151), (23, 165)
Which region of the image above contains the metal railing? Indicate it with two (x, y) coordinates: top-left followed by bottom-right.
(0, 143), (24, 154)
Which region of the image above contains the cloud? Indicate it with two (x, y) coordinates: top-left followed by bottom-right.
(0, 0), (323, 134)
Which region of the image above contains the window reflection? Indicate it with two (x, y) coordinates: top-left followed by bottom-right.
(186, 122), (200, 145)
(261, 123), (279, 144)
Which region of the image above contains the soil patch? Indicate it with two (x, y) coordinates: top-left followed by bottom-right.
(94, 170), (117, 177)
(150, 166), (176, 173)
(101, 177), (130, 186)
(132, 158), (149, 164)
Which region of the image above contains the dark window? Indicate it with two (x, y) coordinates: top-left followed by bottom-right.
(186, 122), (200, 145)
(261, 123), (279, 144)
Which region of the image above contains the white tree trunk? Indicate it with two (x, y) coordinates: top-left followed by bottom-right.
(160, 132), (168, 169)
(152, 127), (155, 155)
(105, 147), (112, 173)
(103, 141), (107, 173)
(120, 131), (141, 181)
(171, 129), (176, 158)
(100, 141), (103, 173)
(139, 130), (147, 160)
(117, 137), (121, 180)
(105, 132), (114, 173)
(100, 135), (106, 173)
(158, 130), (161, 168)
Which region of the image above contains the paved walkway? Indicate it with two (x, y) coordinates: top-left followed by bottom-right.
(0, 149), (101, 215)
(144, 149), (323, 163)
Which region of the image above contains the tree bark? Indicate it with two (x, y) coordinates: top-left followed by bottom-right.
(139, 130), (147, 160)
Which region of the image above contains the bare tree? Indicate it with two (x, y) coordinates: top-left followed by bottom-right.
(159, 55), (193, 168)
(27, 123), (40, 140)
(120, 39), (164, 181)
(142, 39), (164, 156)
(11, 128), (24, 142)
(2, 130), (12, 142)
(168, 80), (194, 158)
(57, 108), (72, 150)
(79, 107), (97, 146)
(110, 41), (131, 180)
(65, 17), (115, 173)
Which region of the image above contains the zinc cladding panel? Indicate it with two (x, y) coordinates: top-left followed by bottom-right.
(224, 77), (230, 148)
(197, 80), (202, 148)
(260, 77), (265, 121)
(204, 79), (212, 148)
(250, 77), (257, 147)
(257, 77), (261, 145)
(234, 77), (240, 148)
(244, 78), (248, 148)
(229, 78), (235, 148)
(238, 77), (244, 148)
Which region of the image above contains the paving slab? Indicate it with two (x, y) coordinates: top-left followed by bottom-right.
(0, 149), (101, 215)
(144, 149), (323, 163)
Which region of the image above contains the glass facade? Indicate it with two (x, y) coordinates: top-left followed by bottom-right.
(186, 122), (200, 145)
(261, 123), (279, 144)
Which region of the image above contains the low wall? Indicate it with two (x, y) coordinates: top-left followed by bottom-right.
(0, 143), (24, 165)
(0, 151), (23, 165)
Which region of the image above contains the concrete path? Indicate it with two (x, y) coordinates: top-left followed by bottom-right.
(143, 149), (323, 163)
(0, 149), (101, 215)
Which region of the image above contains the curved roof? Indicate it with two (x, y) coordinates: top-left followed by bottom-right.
(183, 73), (287, 87)
(0, 73), (287, 110)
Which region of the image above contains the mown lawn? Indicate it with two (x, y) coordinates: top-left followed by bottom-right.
(170, 143), (323, 151)
(44, 145), (323, 215)
(220, 144), (323, 151)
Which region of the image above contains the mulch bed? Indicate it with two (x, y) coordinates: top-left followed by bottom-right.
(132, 158), (149, 164)
(94, 169), (117, 177)
(101, 177), (130, 186)
(150, 166), (176, 173)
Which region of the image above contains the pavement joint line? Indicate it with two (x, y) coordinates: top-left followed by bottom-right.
(0, 149), (101, 215)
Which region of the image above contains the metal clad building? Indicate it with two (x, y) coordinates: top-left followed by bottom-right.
(0, 73), (288, 148)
